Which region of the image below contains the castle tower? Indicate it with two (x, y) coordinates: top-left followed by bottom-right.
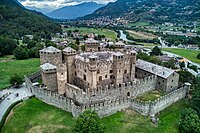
(57, 63), (67, 94)
(39, 46), (62, 66)
(130, 50), (137, 81)
(40, 63), (58, 92)
(88, 55), (98, 89)
(63, 47), (77, 84)
(113, 52), (124, 87)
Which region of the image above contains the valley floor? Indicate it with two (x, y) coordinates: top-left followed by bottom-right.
(2, 98), (187, 133)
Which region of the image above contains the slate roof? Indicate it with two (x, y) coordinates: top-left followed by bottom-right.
(40, 46), (61, 53)
(136, 59), (175, 79)
(40, 63), (57, 70)
(63, 47), (76, 53)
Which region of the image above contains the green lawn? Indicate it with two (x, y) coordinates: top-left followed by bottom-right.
(65, 27), (117, 41)
(136, 90), (165, 101)
(0, 58), (40, 89)
(2, 98), (187, 133)
(128, 22), (150, 27)
(162, 48), (200, 64)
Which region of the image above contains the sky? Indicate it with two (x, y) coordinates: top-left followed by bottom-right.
(18, 0), (116, 13)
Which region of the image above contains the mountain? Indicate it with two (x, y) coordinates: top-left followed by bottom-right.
(0, 0), (61, 38)
(81, 0), (200, 22)
(47, 2), (105, 20)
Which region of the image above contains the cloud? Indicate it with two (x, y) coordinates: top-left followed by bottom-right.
(18, 0), (116, 10)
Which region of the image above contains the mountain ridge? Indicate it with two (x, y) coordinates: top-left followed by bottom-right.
(81, 0), (200, 22)
(47, 2), (105, 20)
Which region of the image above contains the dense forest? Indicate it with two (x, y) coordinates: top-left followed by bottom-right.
(0, 0), (62, 39)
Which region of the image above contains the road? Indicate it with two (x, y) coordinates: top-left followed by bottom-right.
(0, 84), (33, 123)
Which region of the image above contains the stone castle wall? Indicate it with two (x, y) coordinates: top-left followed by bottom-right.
(25, 72), (189, 118)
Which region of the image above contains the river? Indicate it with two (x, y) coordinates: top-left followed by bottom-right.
(119, 30), (134, 43)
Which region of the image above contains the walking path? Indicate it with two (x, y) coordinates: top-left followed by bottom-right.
(0, 84), (33, 122)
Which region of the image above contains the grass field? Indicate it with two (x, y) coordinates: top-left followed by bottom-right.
(126, 30), (157, 40)
(128, 22), (150, 27)
(65, 27), (117, 41)
(2, 98), (187, 133)
(162, 48), (200, 64)
(0, 58), (40, 90)
(136, 90), (165, 101)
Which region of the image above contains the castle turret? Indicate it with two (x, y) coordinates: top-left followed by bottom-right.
(89, 55), (98, 89)
(57, 63), (67, 94)
(63, 47), (77, 84)
(130, 50), (137, 81)
(113, 52), (124, 87)
(41, 63), (58, 92)
(39, 46), (62, 66)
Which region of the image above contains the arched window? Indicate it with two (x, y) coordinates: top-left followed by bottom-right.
(99, 76), (102, 81)
(127, 92), (130, 97)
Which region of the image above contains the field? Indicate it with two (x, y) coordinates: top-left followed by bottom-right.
(128, 22), (150, 27)
(2, 98), (187, 133)
(64, 27), (117, 41)
(136, 90), (165, 101)
(0, 58), (40, 90)
(126, 30), (157, 40)
(162, 48), (200, 64)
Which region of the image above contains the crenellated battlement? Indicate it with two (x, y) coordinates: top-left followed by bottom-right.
(25, 71), (189, 118)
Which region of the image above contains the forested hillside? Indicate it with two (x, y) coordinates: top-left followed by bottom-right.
(81, 0), (200, 22)
(0, 0), (61, 38)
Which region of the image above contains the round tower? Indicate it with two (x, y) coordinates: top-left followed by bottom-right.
(130, 50), (137, 81)
(89, 55), (98, 89)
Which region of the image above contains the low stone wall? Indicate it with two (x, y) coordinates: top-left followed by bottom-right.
(25, 72), (190, 118)
(130, 84), (190, 116)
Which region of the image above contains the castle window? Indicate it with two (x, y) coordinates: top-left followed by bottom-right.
(99, 76), (102, 81)
(105, 75), (107, 78)
(119, 84), (121, 88)
(84, 69), (87, 73)
(171, 86), (173, 88)
(158, 82), (161, 85)
(163, 80), (165, 83)
(97, 70), (100, 74)
(173, 73), (175, 76)
(172, 80), (174, 82)
(75, 72), (77, 76)
(119, 70), (121, 73)
(110, 70), (113, 73)
(124, 69), (127, 74)
(144, 73), (146, 75)
(83, 75), (86, 81)
(110, 75), (113, 79)
(127, 92), (130, 97)
(61, 73), (63, 75)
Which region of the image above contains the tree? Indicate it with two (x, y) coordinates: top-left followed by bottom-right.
(13, 46), (29, 60)
(73, 110), (105, 133)
(10, 74), (23, 87)
(197, 53), (200, 59)
(190, 77), (200, 115)
(179, 108), (200, 133)
(179, 62), (185, 69)
(150, 46), (162, 56)
(177, 71), (194, 85)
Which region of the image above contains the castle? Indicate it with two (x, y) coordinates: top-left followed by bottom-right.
(25, 39), (190, 118)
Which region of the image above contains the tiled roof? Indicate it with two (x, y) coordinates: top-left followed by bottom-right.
(40, 46), (61, 53)
(40, 63), (57, 70)
(136, 59), (175, 79)
(63, 47), (76, 53)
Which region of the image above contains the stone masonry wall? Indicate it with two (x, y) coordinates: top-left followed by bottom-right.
(25, 72), (190, 118)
